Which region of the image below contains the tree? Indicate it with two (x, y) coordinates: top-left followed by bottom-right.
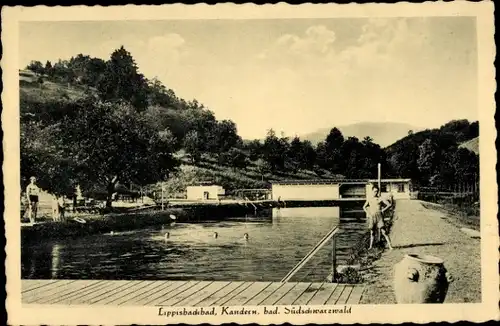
(184, 130), (202, 164)
(324, 127), (345, 174)
(44, 61), (53, 77)
(21, 121), (77, 196)
(225, 147), (249, 170)
(26, 60), (44, 75)
(58, 101), (177, 207)
(417, 139), (438, 185)
(210, 120), (240, 157)
(97, 46), (149, 110)
(245, 139), (262, 161)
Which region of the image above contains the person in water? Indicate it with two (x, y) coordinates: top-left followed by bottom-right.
(363, 185), (393, 250)
(26, 176), (40, 223)
(243, 233), (249, 241)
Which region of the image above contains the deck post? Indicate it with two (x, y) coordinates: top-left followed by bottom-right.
(332, 235), (337, 282)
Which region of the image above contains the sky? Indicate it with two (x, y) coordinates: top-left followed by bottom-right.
(19, 17), (478, 139)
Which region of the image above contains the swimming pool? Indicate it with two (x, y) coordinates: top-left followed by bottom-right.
(21, 207), (366, 282)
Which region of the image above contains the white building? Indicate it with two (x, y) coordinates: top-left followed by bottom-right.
(271, 178), (412, 201)
(271, 180), (342, 201)
(186, 185), (225, 201)
(367, 179), (412, 199)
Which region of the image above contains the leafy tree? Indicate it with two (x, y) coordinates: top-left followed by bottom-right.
(97, 46), (149, 110)
(27, 61), (45, 75)
(184, 130), (202, 164)
(324, 127), (345, 174)
(44, 61), (53, 77)
(57, 101), (177, 207)
(21, 121), (76, 196)
(417, 139), (438, 185)
(245, 139), (262, 161)
(209, 120), (241, 157)
(224, 147), (249, 170)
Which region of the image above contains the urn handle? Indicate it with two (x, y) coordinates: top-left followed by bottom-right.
(446, 272), (454, 283)
(407, 268), (419, 282)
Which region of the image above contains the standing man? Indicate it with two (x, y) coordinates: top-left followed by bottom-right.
(26, 176), (40, 223)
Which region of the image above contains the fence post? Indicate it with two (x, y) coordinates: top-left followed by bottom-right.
(332, 235), (337, 283)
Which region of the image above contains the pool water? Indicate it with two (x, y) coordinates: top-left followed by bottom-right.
(21, 207), (365, 282)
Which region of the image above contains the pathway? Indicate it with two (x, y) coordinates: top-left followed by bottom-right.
(360, 199), (481, 304)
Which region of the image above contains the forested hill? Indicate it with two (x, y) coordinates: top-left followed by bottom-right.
(21, 47), (479, 202)
(384, 120), (479, 188)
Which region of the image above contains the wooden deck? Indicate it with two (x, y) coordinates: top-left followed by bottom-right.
(22, 280), (365, 306)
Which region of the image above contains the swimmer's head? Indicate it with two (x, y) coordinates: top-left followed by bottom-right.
(165, 232), (170, 239)
(213, 232), (218, 238)
(243, 233), (249, 240)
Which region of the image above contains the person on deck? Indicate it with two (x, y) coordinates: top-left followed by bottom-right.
(363, 184), (393, 250)
(26, 176), (40, 223)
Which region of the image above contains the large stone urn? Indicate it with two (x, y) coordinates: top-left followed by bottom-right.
(393, 254), (452, 303)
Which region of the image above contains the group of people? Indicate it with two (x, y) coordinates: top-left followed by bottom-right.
(23, 176), (66, 223)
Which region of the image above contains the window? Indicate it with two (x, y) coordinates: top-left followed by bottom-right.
(397, 183), (405, 193)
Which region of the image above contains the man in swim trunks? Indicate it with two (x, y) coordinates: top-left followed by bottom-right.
(363, 184), (393, 250)
(26, 176), (40, 223)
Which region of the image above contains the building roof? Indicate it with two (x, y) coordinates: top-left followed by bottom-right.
(271, 178), (411, 185)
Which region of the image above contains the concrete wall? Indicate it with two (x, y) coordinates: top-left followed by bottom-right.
(272, 184), (340, 201)
(186, 186), (225, 200)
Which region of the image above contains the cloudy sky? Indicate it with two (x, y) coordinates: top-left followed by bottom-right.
(19, 17), (477, 139)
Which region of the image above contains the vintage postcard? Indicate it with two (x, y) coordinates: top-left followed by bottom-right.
(2, 2), (498, 325)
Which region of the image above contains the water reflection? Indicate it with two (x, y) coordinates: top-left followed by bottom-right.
(22, 207), (365, 282)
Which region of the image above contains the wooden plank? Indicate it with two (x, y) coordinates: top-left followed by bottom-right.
(120, 281), (173, 306)
(213, 282), (255, 306)
(22, 280), (60, 292)
(174, 282), (231, 307)
(113, 281), (165, 305)
(244, 282), (284, 306)
(23, 280), (79, 303)
(275, 282), (312, 305)
(222, 282), (272, 306)
(334, 285), (353, 305)
(149, 281), (200, 306)
(49, 281), (113, 304)
(291, 282), (324, 305)
(36, 280), (105, 304)
(195, 282), (246, 307)
(91, 281), (151, 305)
(158, 281), (213, 306)
(138, 281), (189, 306)
(325, 283), (347, 305)
(308, 283), (340, 305)
(65, 280), (133, 305)
(259, 282), (297, 306)
(346, 285), (365, 304)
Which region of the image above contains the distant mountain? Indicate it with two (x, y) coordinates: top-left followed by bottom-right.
(459, 136), (479, 155)
(301, 122), (420, 148)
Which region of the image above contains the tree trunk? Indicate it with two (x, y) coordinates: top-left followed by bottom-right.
(106, 177), (119, 208)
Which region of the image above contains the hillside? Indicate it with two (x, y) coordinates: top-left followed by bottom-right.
(301, 122), (420, 148)
(459, 137), (479, 155)
(20, 71), (340, 194)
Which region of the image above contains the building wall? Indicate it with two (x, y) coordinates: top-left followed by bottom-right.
(272, 184), (340, 201)
(186, 186), (224, 200)
(366, 181), (411, 199)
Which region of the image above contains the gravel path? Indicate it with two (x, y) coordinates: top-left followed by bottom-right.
(360, 199), (481, 304)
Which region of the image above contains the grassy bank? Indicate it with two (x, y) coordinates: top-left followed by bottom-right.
(21, 203), (269, 244)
